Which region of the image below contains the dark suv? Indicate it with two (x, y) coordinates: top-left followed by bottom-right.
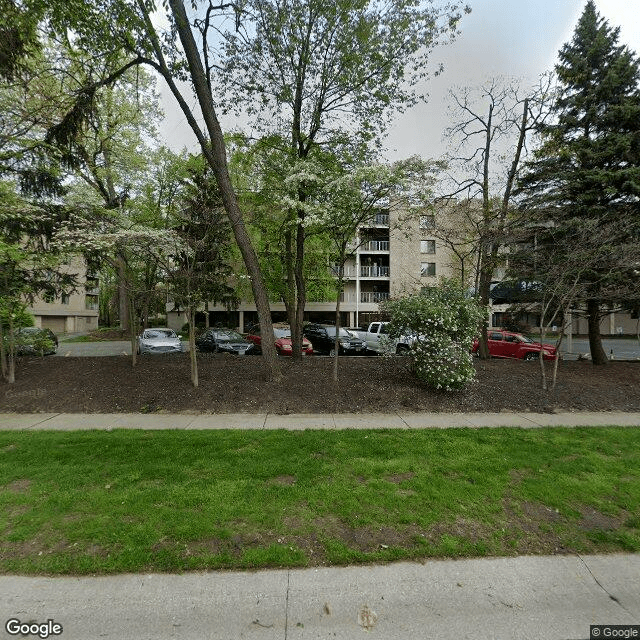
(303, 324), (367, 356)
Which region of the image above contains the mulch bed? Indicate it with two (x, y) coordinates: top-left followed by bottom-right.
(2, 354), (639, 414)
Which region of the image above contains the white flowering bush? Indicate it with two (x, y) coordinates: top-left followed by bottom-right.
(382, 281), (485, 390)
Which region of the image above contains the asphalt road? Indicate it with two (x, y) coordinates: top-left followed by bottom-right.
(562, 337), (640, 360)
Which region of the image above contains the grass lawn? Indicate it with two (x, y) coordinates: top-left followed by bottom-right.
(1, 427), (639, 575)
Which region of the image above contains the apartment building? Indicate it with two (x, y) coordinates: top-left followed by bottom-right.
(26, 257), (99, 334)
(166, 201), (639, 335)
(166, 206), (457, 332)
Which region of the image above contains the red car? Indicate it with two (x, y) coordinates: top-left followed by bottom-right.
(245, 324), (314, 356)
(472, 330), (557, 361)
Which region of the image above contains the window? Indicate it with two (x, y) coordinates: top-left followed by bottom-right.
(420, 262), (436, 277)
(419, 215), (435, 230)
(420, 240), (436, 254)
(61, 294), (70, 305)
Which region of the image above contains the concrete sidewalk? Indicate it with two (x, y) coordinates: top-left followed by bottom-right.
(1, 411), (640, 431)
(1, 554), (639, 639)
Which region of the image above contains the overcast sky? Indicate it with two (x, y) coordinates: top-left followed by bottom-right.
(159, 0), (640, 162)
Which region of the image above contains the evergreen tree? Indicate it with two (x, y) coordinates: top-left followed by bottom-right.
(517, 0), (640, 365)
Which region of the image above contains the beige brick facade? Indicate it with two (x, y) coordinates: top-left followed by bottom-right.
(27, 256), (99, 334)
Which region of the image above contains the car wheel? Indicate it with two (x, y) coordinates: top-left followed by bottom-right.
(524, 352), (538, 361)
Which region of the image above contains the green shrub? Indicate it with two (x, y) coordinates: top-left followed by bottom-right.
(0, 304), (34, 332)
(382, 280), (484, 390)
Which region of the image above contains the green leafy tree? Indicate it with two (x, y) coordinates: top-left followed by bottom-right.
(216, 0), (470, 356)
(281, 155), (437, 381)
(517, 1), (640, 365)
(167, 161), (239, 387)
(52, 54), (163, 333)
(382, 280), (484, 390)
(227, 134), (335, 314)
(30, 0), (282, 376)
(0, 186), (76, 382)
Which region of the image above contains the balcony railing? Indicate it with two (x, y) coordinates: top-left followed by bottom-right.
(329, 264), (390, 278)
(361, 240), (389, 252)
(360, 265), (390, 278)
(373, 213), (389, 225)
(85, 287), (100, 295)
(329, 264), (357, 278)
(85, 302), (99, 311)
(360, 292), (390, 303)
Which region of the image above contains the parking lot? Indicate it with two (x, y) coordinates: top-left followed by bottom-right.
(53, 336), (640, 359)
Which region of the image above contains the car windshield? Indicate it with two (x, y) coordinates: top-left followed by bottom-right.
(215, 330), (244, 341)
(325, 327), (352, 337)
(273, 328), (291, 338)
(143, 329), (177, 339)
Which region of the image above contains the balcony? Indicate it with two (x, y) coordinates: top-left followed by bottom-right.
(329, 264), (390, 278)
(372, 213), (389, 226)
(360, 240), (389, 252)
(329, 264), (357, 278)
(360, 292), (390, 303)
(360, 265), (389, 278)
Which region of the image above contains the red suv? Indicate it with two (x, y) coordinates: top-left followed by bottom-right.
(472, 330), (557, 361)
(245, 324), (313, 356)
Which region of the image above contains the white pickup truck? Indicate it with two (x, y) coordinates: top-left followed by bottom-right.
(348, 322), (415, 355)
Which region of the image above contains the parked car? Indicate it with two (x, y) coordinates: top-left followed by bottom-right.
(348, 322), (416, 354)
(137, 328), (184, 355)
(472, 330), (557, 361)
(303, 324), (367, 356)
(12, 327), (58, 356)
(195, 328), (255, 355)
(245, 323), (313, 356)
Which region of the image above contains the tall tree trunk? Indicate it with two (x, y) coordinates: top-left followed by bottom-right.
(117, 253), (129, 334)
(284, 227), (297, 332)
(6, 314), (15, 384)
(538, 316), (548, 391)
(292, 219), (306, 359)
(587, 298), (608, 365)
(477, 255), (492, 359)
(188, 306), (198, 388)
(0, 320), (7, 381)
(162, 0), (280, 380)
(129, 293), (137, 368)
(333, 270), (344, 383)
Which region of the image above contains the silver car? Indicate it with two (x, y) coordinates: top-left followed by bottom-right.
(137, 328), (184, 355)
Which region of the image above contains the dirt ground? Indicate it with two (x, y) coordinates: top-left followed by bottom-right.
(2, 353), (639, 414)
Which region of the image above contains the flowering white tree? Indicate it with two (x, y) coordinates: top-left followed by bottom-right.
(279, 156), (437, 380)
(56, 208), (182, 367)
(383, 280), (484, 390)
